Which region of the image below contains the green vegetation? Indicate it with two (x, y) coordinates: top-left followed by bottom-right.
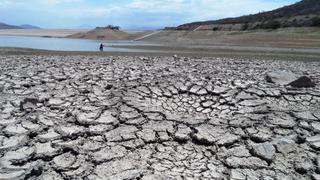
(261, 20), (281, 29)
(311, 17), (320, 26)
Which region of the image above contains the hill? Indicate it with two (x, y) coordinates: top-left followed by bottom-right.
(67, 27), (130, 40)
(0, 22), (22, 29)
(0, 22), (40, 29)
(177, 0), (320, 31)
(20, 24), (41, 29)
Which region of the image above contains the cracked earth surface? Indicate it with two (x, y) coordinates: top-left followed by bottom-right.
(0, 55), (320, 180)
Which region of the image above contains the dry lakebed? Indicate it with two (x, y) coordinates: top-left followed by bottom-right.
(0, 55), (319, 179)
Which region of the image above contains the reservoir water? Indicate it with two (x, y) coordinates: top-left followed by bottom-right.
(0, 35), (156, 52)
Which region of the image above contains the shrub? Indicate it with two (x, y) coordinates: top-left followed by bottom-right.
(311, 17), (320, 26)
(241, 23), (249, 30)
(261, 20), (281, 29)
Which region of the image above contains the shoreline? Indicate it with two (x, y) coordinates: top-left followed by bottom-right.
(1, 46), (320, 62)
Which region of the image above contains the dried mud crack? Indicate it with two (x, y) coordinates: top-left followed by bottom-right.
(0, 55), (320, 180)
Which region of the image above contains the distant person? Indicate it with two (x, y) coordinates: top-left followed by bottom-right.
(99, 43), (104, 52)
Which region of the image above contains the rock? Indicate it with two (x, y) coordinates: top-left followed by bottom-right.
(266, 71), (315, 87)
(251, 143), (276, 162)
(289, 76), (315, 88)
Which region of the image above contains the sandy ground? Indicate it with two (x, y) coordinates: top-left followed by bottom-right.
(138, 28), (320, 49)
(0, 29), (89, 37)
(0, 55), (319, 179)
(1, 45), (320, 62)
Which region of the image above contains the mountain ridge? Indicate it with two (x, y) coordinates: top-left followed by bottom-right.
(177, 0), (320, 31)
(0, 22), (40, 29)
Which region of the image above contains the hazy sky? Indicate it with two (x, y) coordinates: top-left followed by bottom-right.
(0, 0), (299, 29)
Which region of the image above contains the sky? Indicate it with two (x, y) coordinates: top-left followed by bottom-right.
(0, 0), (300, 29)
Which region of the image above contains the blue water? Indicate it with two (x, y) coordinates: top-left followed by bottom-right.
(0, 35), (156, 52)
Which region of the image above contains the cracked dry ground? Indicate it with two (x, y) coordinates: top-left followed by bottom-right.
(0, 55), (320, 180)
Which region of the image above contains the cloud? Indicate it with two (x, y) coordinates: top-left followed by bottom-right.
(0, 0), (299, 28)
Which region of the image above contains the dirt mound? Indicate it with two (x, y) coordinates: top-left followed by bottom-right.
(67, 28), (130, 40)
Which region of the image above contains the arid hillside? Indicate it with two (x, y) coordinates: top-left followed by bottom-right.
(177, 0), (320, 31)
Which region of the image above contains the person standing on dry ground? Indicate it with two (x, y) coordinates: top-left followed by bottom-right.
(99, 43), (104, 52)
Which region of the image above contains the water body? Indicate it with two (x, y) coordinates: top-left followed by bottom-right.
(0, 35), (157, 52)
